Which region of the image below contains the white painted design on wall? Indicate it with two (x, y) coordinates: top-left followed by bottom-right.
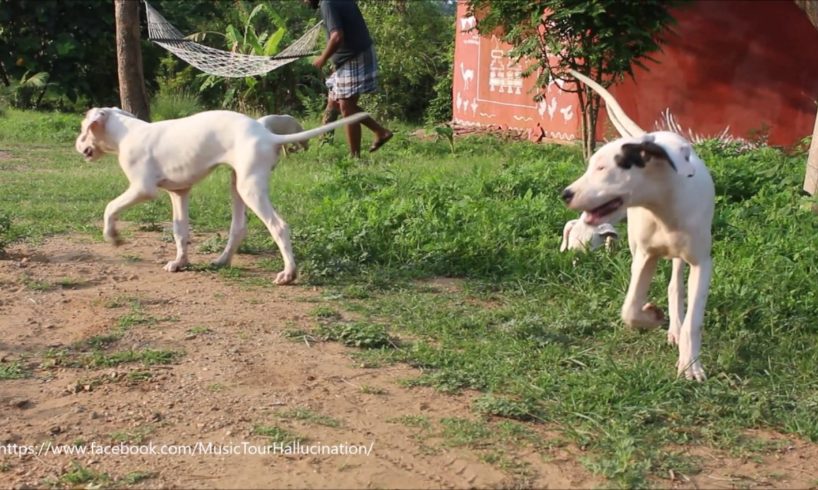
(470, 98), (479, 115)
(488, 48), (523, 95)
(559, 105), (574, 122)
(460, 16), (476, 32)
(460, 62), (475, 91)
(455, 91), (463, 112)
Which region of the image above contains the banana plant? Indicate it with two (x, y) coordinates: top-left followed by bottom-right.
(195, 3), (288, 113)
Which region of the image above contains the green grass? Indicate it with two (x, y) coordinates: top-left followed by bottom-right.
(277, 407), (342, 428)
(0, 361), (27, 380)
(252, 425), (302, 447)
(2, 110), (818, 486)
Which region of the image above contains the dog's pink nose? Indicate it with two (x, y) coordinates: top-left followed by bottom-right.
(561, 188), (574, 204)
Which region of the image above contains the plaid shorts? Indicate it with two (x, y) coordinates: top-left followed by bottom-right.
(326, 45), (379, 100)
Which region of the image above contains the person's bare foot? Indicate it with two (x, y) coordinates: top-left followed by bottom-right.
(369, 131), (393, 153)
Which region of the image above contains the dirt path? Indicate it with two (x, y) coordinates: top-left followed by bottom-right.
(1, 231), (816, 489)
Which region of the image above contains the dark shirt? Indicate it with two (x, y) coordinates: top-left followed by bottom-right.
(319, 0), (373, 68)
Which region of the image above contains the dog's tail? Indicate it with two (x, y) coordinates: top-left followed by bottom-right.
(263, 112), (370, 146)
(568, 69), (645, 138)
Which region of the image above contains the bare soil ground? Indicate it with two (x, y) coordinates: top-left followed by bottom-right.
(1, 230), (817, 489)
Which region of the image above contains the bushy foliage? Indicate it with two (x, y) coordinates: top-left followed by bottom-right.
(358, 0), (454, 122)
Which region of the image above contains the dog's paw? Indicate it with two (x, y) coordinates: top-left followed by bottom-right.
(667, 326), (681, 345)
(163, 260), (188, 272)
(622, 303), (665, 331)
(104, 230), (124, 247)
(677, 356), (706, 382)
(274, 269), (297, 285)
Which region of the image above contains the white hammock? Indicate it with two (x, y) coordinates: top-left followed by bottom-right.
(144, 1), (322, 78)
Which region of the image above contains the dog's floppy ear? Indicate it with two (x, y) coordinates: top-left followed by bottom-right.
(615, 135), (690, 174)
(86, 108), (109, 131)
(650, 136), (697, 178)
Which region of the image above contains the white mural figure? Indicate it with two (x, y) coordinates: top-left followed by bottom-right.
(456, 91), (463, 112)
(537, 99), (547, 117)
(488, 45), (522, 95)
(460, 62), (475, 91)
(460, 15), (476, 32)
(470, 98), (478, 116)
(559, 105), (574, 122)
(547, 97), (558, 119)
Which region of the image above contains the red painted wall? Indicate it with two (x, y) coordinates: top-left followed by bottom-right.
(453, 0), (818, 146)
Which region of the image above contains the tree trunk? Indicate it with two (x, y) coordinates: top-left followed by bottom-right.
(804, 109), (818, 195)
(115, 0), (150, 121)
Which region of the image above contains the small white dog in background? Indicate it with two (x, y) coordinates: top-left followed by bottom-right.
(560, 209), (624, 252)
(75, 107), (368, 284)
(561, 70), (715, 381)
(257, 114), (309, 156)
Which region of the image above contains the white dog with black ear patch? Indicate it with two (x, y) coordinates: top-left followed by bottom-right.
(561, 70), (715, 381)
(74, 108), (368, 285)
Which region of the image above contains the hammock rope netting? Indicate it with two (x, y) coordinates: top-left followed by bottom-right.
(144, 1), (322, 78)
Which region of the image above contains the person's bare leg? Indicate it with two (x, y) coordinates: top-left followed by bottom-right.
(338, 95), (392, 156)
(322, 96), (340, 144)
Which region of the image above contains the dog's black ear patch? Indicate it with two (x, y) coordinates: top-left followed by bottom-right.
(615, 141), (675, 171)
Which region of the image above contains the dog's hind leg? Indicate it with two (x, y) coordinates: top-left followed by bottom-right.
(103, 185), (156, 245)
(212, 171), (247, 268)
(164, 189), (191, 272)
(677, 258), (712, 381)
(667, 258), (686, 345)
(621, 250), (664, 330)
(235, 172), (296, 285)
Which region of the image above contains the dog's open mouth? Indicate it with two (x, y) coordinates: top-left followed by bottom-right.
(583, 197), (624, 225)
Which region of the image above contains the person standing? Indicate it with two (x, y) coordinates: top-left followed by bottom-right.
(306, 0), (393, 157)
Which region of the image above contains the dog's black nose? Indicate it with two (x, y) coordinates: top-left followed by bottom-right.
(561, 188), (574, 204)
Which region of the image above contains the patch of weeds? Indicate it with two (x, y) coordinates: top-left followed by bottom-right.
(253, 425), (302, 447)
(102, 295), (139, 309)
(277, 407), (342, 428)
(440, 417), (492, 448)
(111, 425), (154, 444)
(55, 277), (86, 289)
(341, 284), (371, 300)
(126, 370), (154, 383)
(118, 308), (157, 329)
(282, 328), (317, 344)
(388, 415), (432, 430)
(312, 305), (342, 321)
(121, 254), (142, 263)
(22, 274), (53, 291)
(360, 384), (388, 395)
(59, 461), (110, 486)
(186, 325), (212, 337)
(119, 470), (155, 485)
(88, 349), (180, 368)
(0, 361), (27, 380)
(318, 322), (395, 349)
(197, 235), (227, 254)
(473, 394), (540, 422)
(77, 333), (121, 351)
(208, 383), (225, 392)
(651, 450), (701, 481)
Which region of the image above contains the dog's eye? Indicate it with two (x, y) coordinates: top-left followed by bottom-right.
(596, 165), (605, 171)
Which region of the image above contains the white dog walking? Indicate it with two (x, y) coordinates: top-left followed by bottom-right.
(561, 70), (715, 381)
(75, 108), (368, 285)
(257, 114), (309, 155)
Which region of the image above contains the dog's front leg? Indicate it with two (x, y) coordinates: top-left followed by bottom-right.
(677, 258), (712, 381)
(164, 189), (190, 272)
(621, 250), (664, 330)
(667, 258), (686, 345)
(103, 186), (154, 245)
